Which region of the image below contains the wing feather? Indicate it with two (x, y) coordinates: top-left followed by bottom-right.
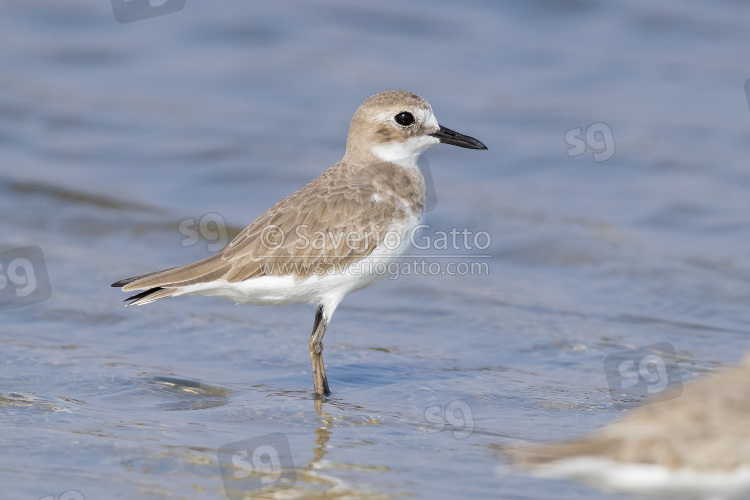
(117, 162), (398, 291)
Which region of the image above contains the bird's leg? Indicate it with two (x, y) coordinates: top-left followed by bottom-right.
(309, 305), (330, 397)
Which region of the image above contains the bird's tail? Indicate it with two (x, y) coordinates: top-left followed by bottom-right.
(111, 254), (231, 306)
(111, 270), (180, 306)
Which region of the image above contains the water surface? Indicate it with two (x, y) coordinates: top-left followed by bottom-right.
(2, 1), (750, 498)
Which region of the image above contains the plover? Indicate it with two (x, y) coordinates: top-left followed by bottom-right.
(512, 354), (750, 500)
(112, 90), (487, 397)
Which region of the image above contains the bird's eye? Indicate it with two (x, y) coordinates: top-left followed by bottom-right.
(394, 112), (415, 126)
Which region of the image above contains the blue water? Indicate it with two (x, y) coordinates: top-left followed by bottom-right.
(2, 1), (750, 498)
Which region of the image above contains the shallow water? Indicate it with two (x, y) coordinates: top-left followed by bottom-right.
(2, 0), (750, 498)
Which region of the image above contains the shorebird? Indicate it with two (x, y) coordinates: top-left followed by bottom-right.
(112, 90), (487, 397)
(512, 354), (750, 500)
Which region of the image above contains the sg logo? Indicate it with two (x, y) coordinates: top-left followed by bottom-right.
(178, 212), (229, 253)
(0, 246), (52, 312)
(424, 399), (475, 439)
(604, 342), (683, 408)
(218, 433), (296, 499)
(111, 0), (185, 24)
(565, 122), (615, 162)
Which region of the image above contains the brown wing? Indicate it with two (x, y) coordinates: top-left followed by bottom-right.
(119, 163), (395, 292)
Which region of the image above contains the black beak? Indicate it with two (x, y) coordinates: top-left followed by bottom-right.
(430, 125), (487, 150)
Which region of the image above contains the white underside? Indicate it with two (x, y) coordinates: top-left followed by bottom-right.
(522, 457), (750, 500)
(171, 213), (422, 322)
